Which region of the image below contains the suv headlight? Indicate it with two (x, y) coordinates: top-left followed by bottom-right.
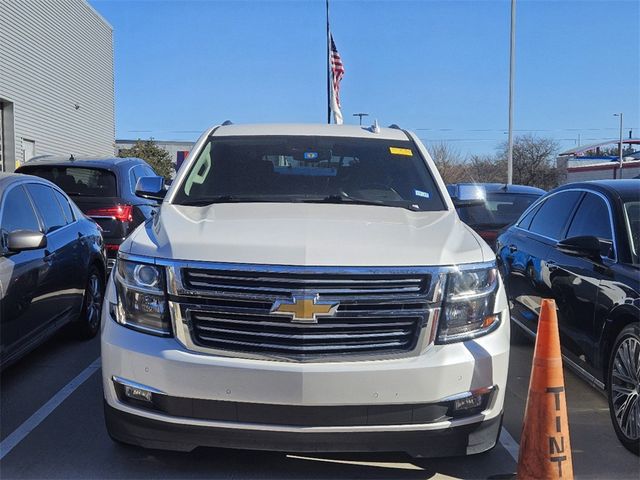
(112, 259), (171, 336)
(437, 265), (499, 343)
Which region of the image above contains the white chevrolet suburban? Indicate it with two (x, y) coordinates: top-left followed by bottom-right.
(101, 123), (510, 457)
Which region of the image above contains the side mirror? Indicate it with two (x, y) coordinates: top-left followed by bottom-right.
(7, 230), (47, 252)
(556, 235), (602, 261)
(135, 176), (167, 201)
(450, 184), (486, 208)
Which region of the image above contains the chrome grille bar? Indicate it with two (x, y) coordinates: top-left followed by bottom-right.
(160, 261), (449, 361)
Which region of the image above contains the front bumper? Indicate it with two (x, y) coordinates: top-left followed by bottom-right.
(100, 273), (510, 456)
(105, 401), (503, 456)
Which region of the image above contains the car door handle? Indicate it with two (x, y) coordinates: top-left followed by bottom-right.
(509, 244), (518, 253)
(547, 260), (558, 272)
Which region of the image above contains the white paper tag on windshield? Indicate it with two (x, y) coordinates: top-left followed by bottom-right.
(414, 189), (430, 198)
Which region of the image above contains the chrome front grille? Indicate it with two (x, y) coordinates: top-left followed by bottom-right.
(167, 262), (444, 361)
(182, 268), (429, 297)
(188, 309), (422, 355)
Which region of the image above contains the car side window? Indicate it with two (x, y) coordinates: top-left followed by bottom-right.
(53, 189), (75, 224)
(566, 192), (613, 256)
(528, 191), (583, 240)
(0, 185), (41, 233)
(517, 203), (542, 230)
(25, 184), (68, 233)
(129, 166), (139, 194)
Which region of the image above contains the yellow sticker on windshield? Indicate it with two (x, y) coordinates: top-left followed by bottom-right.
(389, 147), (413, 156)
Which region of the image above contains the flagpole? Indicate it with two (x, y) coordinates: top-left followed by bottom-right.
(507, 0), (516, 184)
(326, 0), (331, 124)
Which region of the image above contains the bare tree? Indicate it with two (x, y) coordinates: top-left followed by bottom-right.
(428, 142), (468, 184)
(426, 135), (560, 189)
(466, 154), (507, 184)
(497, 134), (559, 190)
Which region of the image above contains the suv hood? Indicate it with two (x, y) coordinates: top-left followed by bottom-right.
(124, 203), (489, 267)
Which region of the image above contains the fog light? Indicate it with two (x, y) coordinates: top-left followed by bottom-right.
(446, 386), (496, 418)
(112, 376), (164, 408)
(124, 385), (153, 403)
(454, 394), (483, 412)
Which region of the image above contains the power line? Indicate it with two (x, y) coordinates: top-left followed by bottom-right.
(414, 127), (637, 132)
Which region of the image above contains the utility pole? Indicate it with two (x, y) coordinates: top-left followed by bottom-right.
(507, 0), (516, 184)
(326, 0), (331, 124)
(353, 113), (369, 126)
(614, 113), (624, 179)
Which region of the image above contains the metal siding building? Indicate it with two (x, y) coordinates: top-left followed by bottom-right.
(0, 0), (114, 172)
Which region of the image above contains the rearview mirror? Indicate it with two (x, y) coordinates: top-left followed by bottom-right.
(449, 184), (486, 208)
(556, 236), (602, 261)
(7, 230), (47, 252)
(135, 176), (167, 201)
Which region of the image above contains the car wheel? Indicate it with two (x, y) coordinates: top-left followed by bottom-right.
(77, 266), (104, 339)
(607, 323), (640, 455)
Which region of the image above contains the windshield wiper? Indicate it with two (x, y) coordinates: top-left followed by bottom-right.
(178, 195), (275, 206)
(303, 194), (421, 211)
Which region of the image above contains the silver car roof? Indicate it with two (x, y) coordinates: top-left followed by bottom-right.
(210, 123), (410, 141)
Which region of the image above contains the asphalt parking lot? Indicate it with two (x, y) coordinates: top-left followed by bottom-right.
(0, 327), (637, 480)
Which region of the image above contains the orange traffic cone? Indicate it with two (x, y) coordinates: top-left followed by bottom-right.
(517, 299), (574, 480)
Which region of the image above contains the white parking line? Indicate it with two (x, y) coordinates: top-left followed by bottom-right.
(499, 426), (520, 462)
(0, 357), (101, 460)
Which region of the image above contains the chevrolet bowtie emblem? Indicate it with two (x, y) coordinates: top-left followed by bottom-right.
(271, 294), (339, 324)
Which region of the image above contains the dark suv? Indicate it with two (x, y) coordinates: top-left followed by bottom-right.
(497, 180), (640, 454)
(17, 157), (159, 269)
(448, 183), (545, 249)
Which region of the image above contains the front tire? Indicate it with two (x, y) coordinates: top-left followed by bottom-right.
(77, 266), (104, 339)
(607, 323), (640, 455)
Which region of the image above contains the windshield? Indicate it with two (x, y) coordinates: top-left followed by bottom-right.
(623, 201), (639, 264)
(457, 192), (541, 227)
(172, 136), (445, 211)
(18, 166), (117, 197)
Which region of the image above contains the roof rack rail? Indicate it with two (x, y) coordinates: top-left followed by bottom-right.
(388, 124), (402, 130)
(221, 120), (233, 126)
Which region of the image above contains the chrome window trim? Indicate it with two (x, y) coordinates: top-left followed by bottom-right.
(127, 164), (138, 195)
(513, 187), (618, 262)
(51, 187), (77, 223)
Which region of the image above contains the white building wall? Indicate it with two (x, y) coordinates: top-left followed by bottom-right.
(0, 0), (114, 171)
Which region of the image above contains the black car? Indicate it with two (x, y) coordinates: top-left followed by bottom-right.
(0, 173), (106, 368)
(448, 183), (545, 249)
(497, 180), (640, 453)
(16, 156), (159, 269)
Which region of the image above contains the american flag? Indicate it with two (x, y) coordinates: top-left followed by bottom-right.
(329, 33), (344, 124)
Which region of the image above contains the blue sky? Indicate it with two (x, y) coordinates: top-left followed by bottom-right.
(91, 0), (639, 156)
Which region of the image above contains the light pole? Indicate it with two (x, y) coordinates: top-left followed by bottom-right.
(353, 113), (369, 126)
(507, 0), (516, 185)
(614, 113), (623, 179)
